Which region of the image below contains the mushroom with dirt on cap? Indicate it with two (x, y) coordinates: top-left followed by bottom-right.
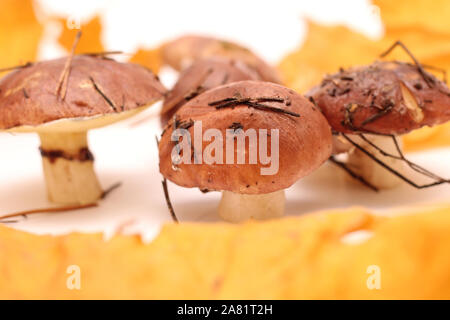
(0, 54), (166, 205)
(159, 80), (332, 222)
(306, 43), (450, 190)
(161, 34), (282, 84)
(161, 56), (260, 126)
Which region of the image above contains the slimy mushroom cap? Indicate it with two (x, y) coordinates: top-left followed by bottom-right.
(0, 54), (166, 205)
(0, 55), (166, 132)
(161, 34), (282, 84)
(161, 57), (259, 125)
(159, 80), (332, 194)
(307, 61), (450, 135)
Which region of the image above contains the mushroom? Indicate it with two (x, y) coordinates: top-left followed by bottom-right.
(0, 55), (166, 205)
(307, 60), (450, 189)
(161, 34), (282, 84)
(159, 80), (332, 222)
(161, 57), (260, 126)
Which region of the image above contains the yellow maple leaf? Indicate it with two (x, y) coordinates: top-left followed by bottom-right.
(129, 47), (162, 74)
(379, 28), (450, 76)
(58, 15), (104, 54)
(278, 20), (388, 93)
(0, 0), (43, 68)
(374, 0), (450, 35)
(278, 21), (450, 94)
(2, 205), (450, 299)
(403, 123), (450, 152)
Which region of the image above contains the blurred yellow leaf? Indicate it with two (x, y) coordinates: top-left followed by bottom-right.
(374, 0), (450, 35)
(279, 14), (450, 150)
(378, 28), (450, 77)
(278, 21), (450, 94)
(403, 123), (450, 152)
(58, 16), (104, 53)
(2, 205), (450, 298)
(278, 20), (388, 93)
(129, 47), (162, 74)
(0, 0), (43, 68)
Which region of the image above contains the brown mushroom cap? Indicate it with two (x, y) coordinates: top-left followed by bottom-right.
(161, 57), (259, 125)
(307, 61), (450, 135)
(161, 35), (282, 84)
(159, 80), (332, 194)
(0, 55), (166, 131)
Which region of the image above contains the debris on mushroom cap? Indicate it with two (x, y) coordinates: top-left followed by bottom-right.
(0, 55), (166, 130)
(161, 34), (282, 84)
(161, 57), (260, 125)
(306, 61), (450, 135)
(399, 81), (424, 123)
(159, 80), (332, 194)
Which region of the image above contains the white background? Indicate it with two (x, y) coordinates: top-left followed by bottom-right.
(35, 0), (383, 63)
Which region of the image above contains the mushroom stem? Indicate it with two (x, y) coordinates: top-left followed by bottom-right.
(346, 134), (404, 189)
(218, 190), (285, 223)
(38, 131), (102, 205)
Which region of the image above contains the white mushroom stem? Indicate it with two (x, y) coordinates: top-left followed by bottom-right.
(39, 131), (102, 205)
(218, 190), (285, 223)
(346, 134), (405, 189)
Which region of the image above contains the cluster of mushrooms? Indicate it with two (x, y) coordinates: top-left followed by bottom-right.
(1, 36), (449, 223)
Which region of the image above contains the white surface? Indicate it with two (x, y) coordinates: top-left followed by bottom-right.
(1, 105), (450, 240)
